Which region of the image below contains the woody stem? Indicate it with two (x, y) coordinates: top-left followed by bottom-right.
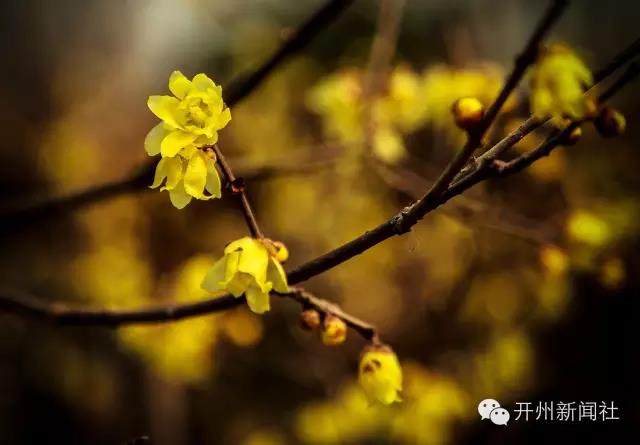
(211, 144), (264, 238)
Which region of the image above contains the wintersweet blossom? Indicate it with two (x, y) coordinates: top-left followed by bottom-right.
(358, 345), (403, 405)
(530, 44), (593, 122)
(201, 237), (289, 314)
(145, 71), (231, 208)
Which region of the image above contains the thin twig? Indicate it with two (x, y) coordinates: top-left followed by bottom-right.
(278, 288), (378, 341)
(211, 144), (263, 238)
(0, 0), (356, 236)
(0, 286), (377, 341)
(287, 0), (569, 283)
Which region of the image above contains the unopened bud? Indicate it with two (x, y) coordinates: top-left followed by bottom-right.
(300, 309), (321, 331)
(321, 315), (347, 346)
(273, 241), (289, 263)
(452, 97), (484, 131)
(594, 107), (626, 137)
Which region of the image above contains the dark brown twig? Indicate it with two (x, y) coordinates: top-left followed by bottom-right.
(211, 145), (263, 238)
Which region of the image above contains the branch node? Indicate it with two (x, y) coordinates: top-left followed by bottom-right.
(391, 206), (413, 235)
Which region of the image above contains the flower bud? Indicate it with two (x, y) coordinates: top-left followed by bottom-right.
(321, 315), (347, 346)
(300, 309), (321, 331)
(594, 107), (626, 137)
(273, 241), (289, 263)
(452, 97), (484, 131)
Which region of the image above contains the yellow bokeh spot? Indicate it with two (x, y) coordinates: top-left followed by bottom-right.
(223, 308), (264, 347)
(566, 210), (612, 247)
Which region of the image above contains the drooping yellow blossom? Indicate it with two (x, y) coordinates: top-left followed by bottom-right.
(146, 71), (231, 208)
(201, 237), (289, 314)
(358, 345), (403, 405)
(530, 44), (593, 122)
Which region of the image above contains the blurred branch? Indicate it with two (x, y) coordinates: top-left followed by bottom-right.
(0, 286), (377, 341)
(372, 158), (560, 245)
(363, 0), (405, 96)
(287, 0), (570, 283)
(0, 0), (356, 236)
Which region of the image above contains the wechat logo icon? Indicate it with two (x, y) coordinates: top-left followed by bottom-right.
(478, 399), (510, 426)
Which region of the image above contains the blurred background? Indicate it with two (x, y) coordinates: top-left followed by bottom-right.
(0, 0), (638, 443)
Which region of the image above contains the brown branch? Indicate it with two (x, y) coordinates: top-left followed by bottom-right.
(287, 0), (569, 283)
(211, 144), (263, 238)
(0, 286), (377, 342)
(0, 0), (356, 236)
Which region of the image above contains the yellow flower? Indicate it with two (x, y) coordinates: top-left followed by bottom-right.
(306, 70), (364, 143)
(530, 44), (593, 122)
(145, 71), (231, 208)
(358, 345), (403, 405)
(149, 149), (222, 209)
(201, 237), (289, 314)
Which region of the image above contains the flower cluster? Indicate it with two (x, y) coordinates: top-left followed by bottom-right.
(307, 63), (515, 159)
(201, 237), (289, 314)
(530, 44), (593, 123)
(146, 71), (232, 208)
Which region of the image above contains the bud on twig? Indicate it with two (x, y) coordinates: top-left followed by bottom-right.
(452, 97), (485, 131)
(321, 314), (347, 346)
(300, 309), (321, 331)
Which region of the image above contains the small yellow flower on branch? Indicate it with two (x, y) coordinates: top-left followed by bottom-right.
(201, 237), (289, 314)
(530, 44), (593, 122)
(358, 344), (403, 405)
(145, 71), (232, 208)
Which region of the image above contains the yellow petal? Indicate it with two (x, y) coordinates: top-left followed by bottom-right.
(161, 130), (197, 157)
(168, 181), (192, 209)
(205, 158), (222, 198)
(245, 284), (271, 314)
(184, 151), (208, 198)
(226, 272), (256, 298)
(214, 107), (232, 130)
(192, 73), (216, 92)
(169, 70), (192, 99)
(267, 257), (288, 293)
(160, 156), (184, 191)
(201, 256), (227, 292)
(144, 123), (166, 156)
(147, 95), (181, 128)
(238, 241), (270, 287)
(150, 158), (169, 189)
